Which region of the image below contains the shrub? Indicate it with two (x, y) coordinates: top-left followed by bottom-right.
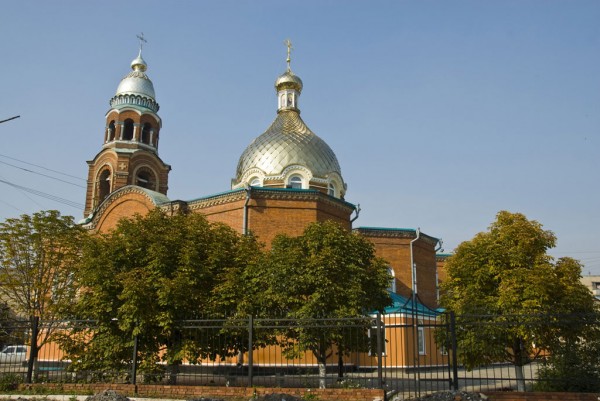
(0, 373), (23, 391)
(535, 339), (600, 392)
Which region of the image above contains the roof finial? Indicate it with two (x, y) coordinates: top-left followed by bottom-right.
(136, 32), (147, 55)
(284, 38), (293, 72)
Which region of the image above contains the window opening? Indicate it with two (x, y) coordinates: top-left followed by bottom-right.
(418, 319), (426, 355)
(136, 169), (157, 191)
(328, 183), (335, 196)
(289, 175), (302, 189)
(108, 121), (116, 141)
(387, 267), (396, 293)
(98, 170), (111, 203)
(123, 119), (134, 140)
(141, 123), (152, 144)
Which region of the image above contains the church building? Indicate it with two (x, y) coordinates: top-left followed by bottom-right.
(81, 42), (446, 318)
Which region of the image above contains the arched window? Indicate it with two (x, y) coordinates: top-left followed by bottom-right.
(135, 168), (157, 191)
(387, 267), (396, 293)
(141, 123), (152, 144)
(288, 175), (302, 189)
(123, 119), (134, 140)
(328, 183), (335, 197)
(108, 121), (116, 142)
(250, 177), (261, 187)
(98, 169), (111, 204)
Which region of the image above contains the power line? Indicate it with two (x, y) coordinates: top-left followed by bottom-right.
(0, 179), (83, 210)
(0, 115), (20, 124)
(0, 153), (86, 182)
(0, 160), (85, 188)
(0, 173), (43, 209)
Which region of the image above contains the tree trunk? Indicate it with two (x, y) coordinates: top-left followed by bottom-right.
(515, 364), (526, 392)
(318, 355), (327, 389)
(337, 352), (344, 379)
(513, 338), (526, 392)
(167, 361), (180, 385)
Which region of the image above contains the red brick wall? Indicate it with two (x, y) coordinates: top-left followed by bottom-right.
(363, 235), (439, 309)
(194, 193), (352, 248)
(21, 383), (384, 401)
(22, 384), (599, 401)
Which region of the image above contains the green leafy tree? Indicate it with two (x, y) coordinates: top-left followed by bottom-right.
(58, 209), (260, 384)
(0, 210), (85, 373)
(440, 211), (597, 391)
(236, 221), (391, 388)
(0, 302), (23, 349)
(535, 325), (600, 392)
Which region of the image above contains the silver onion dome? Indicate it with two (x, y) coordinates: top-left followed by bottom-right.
(110, 50), (159, 112)
(235, 110), (342, 179)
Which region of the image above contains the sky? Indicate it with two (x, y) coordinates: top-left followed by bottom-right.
(1, 1), (599, 272)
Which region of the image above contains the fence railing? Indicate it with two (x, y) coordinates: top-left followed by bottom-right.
(1, 311), (598, 398)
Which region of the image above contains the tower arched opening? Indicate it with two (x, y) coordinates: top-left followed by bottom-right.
(123, 119), (134, 140)
(141, 123), (152, 145)
(98, 169), (111, 205)
(135, 167), (157, 191)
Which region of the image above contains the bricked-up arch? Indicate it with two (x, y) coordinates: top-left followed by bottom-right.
(123, 119), (134, 140)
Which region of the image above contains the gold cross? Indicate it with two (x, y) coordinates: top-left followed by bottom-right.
(284, 39), (293, 71)
(119, 162), (127, 170)
(136, 32), (147, 52)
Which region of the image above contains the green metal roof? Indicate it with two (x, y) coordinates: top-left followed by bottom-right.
(382, 291), (443, 317)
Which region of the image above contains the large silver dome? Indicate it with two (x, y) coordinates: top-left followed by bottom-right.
(235, 110), (342, 179)
(233, 47), (346, 199)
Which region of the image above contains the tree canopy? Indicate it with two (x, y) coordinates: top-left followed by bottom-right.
(0, 210), (85, 346)
(233, 220), (391, 388)
(58, 209), (261, 383)
(440, 211), (597, 390)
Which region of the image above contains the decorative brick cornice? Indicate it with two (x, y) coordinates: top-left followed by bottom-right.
(186, 188), (355, 214)
(187, 189), (248, 210)
(354, 227), (439, 246)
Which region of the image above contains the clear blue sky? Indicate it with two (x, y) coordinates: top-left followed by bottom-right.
(1, 1), (599, 272)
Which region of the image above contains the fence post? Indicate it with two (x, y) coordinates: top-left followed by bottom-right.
(449, 312), (459, 390)
(248, 315), (254, 388)
(376, 313), (383, 389)
(131, 333), (139, 385)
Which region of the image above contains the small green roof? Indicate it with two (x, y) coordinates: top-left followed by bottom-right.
(382, 291), (443, 317)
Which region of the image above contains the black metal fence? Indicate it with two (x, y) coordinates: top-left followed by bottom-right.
(1, 312), (598, 398)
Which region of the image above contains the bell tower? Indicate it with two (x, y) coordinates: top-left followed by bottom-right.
(84, 36), (171, 217)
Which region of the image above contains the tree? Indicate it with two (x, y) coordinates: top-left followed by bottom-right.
(440, 211), (597, 391)
(235, 221), (391, 388)
(58, 209), (260, 384)
(0, 210), (85, 378)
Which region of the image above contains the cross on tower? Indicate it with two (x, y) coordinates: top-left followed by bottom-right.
(284, 39), (293, 71)
(136, 32), (147, 52)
